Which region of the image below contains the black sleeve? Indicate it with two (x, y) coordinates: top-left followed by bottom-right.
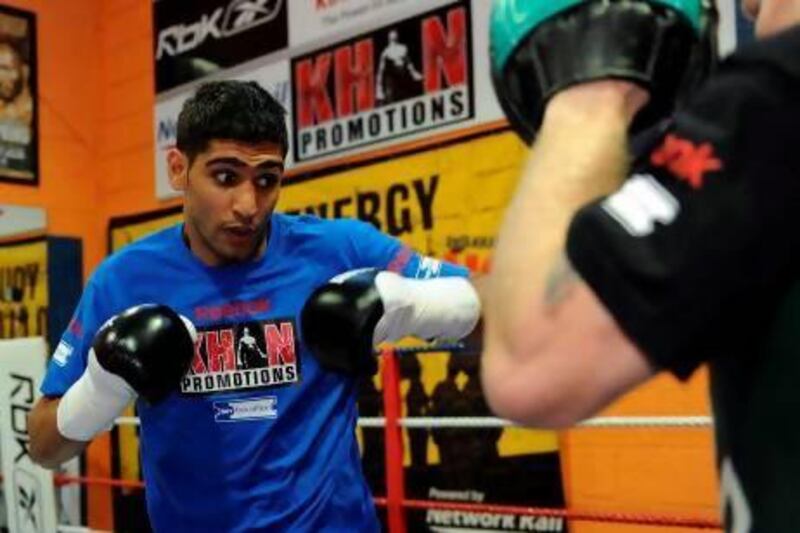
(567, 31), (800, 379)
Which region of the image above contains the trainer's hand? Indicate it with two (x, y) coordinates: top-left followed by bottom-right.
(56, 304), (197, 442)
(543, 79), (651, 134)
(301, 269), (480, 377)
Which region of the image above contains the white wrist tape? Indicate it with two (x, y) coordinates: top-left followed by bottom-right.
(56, 349), (135, 442)
(372, 272), (480, 345)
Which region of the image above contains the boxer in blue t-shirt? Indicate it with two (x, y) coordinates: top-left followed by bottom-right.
(28, 80), (480, 532)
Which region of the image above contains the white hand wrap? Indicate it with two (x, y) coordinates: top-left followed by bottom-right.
(372, 272), (480, 344)
(56, 348), (135, 442)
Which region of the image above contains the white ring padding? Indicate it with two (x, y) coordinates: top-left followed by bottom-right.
(115, 415), (712, 429)
(58, 526), (110, 533)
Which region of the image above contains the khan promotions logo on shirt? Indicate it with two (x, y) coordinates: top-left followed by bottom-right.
(291, 2), (474, 162)
(181, 318), (299, 394)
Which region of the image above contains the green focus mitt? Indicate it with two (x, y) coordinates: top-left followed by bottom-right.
(490, 0), (717, 143)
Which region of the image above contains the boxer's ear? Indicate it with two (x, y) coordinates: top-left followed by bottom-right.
(167, 148), (189, 192)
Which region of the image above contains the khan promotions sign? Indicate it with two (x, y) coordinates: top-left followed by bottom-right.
(291, 3), (473, 162)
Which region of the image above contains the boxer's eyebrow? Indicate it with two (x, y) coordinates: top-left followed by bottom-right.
(205, 157), (284, 172)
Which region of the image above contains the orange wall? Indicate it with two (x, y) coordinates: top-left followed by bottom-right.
(563, 372), (718, 533)
(2, 0), (719, 530)
(97, 0), (178, 224)
(0, 0), (112, 528)
(0, 1), (172, 528)
(0, 0), (103, 270)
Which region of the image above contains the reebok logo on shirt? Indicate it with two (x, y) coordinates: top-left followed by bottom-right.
(650, 134), (723, 190)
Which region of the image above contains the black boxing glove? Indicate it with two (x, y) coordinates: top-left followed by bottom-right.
(56, 304), (196, 441)
(490, 0), (717, 143)
(301, 269), (480, 377)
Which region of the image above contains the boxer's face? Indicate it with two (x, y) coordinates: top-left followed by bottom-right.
(168, 139), (284, 266)
(744, 0), (800, 36)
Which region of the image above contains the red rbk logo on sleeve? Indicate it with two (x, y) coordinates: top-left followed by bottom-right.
(650, 134), (723, 190)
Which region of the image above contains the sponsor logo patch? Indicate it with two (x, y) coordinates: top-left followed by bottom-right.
(602, 174), (680, 237)
(214, 396), (278, 422)
(52, 341), (73, 367)
(415, 256), (442, 279)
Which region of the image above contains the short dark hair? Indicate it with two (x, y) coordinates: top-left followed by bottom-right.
(176, 80), (288, 162)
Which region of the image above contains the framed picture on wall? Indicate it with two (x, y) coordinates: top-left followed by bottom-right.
(0, 5), (37, 186)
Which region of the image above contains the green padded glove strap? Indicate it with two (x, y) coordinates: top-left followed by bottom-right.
(490, 0), (705, 75)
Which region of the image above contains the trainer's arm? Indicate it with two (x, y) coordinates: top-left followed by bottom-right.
(28, 397), (89, 469)
(482, 81), (657, 428)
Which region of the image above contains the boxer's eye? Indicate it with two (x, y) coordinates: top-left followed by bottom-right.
(213, 170), (237, 186)
(255, 174), (279, 189)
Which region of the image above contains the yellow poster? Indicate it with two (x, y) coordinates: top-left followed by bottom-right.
(280, 130), (527, 276)
(109, 210), (182, 253)
(0, 237), (48, 340)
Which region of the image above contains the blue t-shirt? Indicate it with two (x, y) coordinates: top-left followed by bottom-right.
(42, 213), (468, 532)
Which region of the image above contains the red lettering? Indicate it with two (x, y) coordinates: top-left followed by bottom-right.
(194, 299), (270, 321)
(443, 250), (491, 275)
(251, 299), (269, 313)
(264, 322), (296, 366)
(335, 39), (374, 117)
(205, 329), (235, 372)
(650, 134), (723, 189)
(296, 54), (335, 127)
(422, 7), (467, 93)
(190, 333), (207, 374)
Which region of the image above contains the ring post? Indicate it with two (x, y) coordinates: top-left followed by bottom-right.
(381, 346), (407, 533)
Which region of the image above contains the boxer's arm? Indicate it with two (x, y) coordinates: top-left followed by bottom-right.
(30, 305), (196, 468)
(28, 397), (88, 469)
(483, 82), (655, 428)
